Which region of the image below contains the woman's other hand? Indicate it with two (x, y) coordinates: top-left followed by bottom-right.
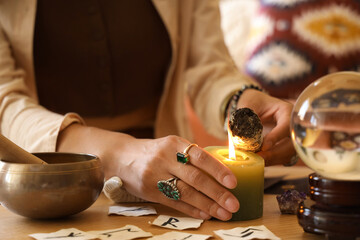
(57, 125), (240, 221)
(237, 89), (296, 166)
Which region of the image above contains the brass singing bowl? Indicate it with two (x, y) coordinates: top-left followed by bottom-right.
(0, 152), (104, 219)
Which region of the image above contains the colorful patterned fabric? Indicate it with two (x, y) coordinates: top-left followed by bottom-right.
(244, 0), (360, 98)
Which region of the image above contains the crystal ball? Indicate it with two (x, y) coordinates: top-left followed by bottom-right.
(290, 71), (360, 180)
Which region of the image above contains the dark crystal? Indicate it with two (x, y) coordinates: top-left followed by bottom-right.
(276, 189), (307, 214)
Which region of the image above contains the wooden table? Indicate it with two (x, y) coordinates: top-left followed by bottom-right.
(0, 167), (325, 240)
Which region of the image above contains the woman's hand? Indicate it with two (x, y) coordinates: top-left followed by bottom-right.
(237, 89), (296, 166)
(57, 124), (240, 221)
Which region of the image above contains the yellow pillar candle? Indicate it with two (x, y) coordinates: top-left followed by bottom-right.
(205, 146), (264, 221)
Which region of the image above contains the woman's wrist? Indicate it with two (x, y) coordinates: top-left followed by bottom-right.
(220, 90), (239, 126)
(56, 123), (84, 152)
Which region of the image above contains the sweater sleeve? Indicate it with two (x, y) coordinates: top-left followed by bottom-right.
(0, 25), (84, 152)
(184, 0), (260, 140)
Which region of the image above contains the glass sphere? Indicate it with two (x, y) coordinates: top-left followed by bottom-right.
(291, 71), (360, 180)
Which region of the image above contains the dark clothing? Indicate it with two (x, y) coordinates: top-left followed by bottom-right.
(34, 0), (171, 117)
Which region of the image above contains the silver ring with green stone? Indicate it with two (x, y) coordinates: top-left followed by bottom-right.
(157, 177), (181, 200)
(176, 143), (198, 164)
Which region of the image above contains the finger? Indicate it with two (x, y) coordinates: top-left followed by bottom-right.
(258, 137), (296, 166)
(155, 176), (233, 221)
(175, 179), (234, 221)
(178, 144), (237, 189)
(171, 163), (240, 214)
(157, 195), (211, 220)
(262, 108), (292, 151)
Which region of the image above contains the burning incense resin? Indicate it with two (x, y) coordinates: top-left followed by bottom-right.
(229, 108), (263, 152)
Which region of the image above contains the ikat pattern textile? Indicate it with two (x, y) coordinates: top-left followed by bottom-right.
(244, 0), (360, 98)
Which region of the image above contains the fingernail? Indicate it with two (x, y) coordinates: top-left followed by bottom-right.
(223, 175), (237, 189)
(225, 197), (240, 212)
(262, 141), (273, 151)
(217, 207), (232, 220)
(199, 211), (211, 220)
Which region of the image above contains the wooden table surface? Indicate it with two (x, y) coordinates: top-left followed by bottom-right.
(0, 166), (325, 240)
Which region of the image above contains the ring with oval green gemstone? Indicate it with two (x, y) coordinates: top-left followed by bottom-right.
(176, 143), (198, 164)
(157, 177), (180, 200)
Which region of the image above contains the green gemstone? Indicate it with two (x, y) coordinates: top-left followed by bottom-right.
(177, 152), (189, 164)
(158, 180), (180, 200)
(172, 193), (179, 200)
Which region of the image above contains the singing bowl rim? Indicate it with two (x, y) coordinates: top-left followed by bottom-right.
(0, 152), (101, 173)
